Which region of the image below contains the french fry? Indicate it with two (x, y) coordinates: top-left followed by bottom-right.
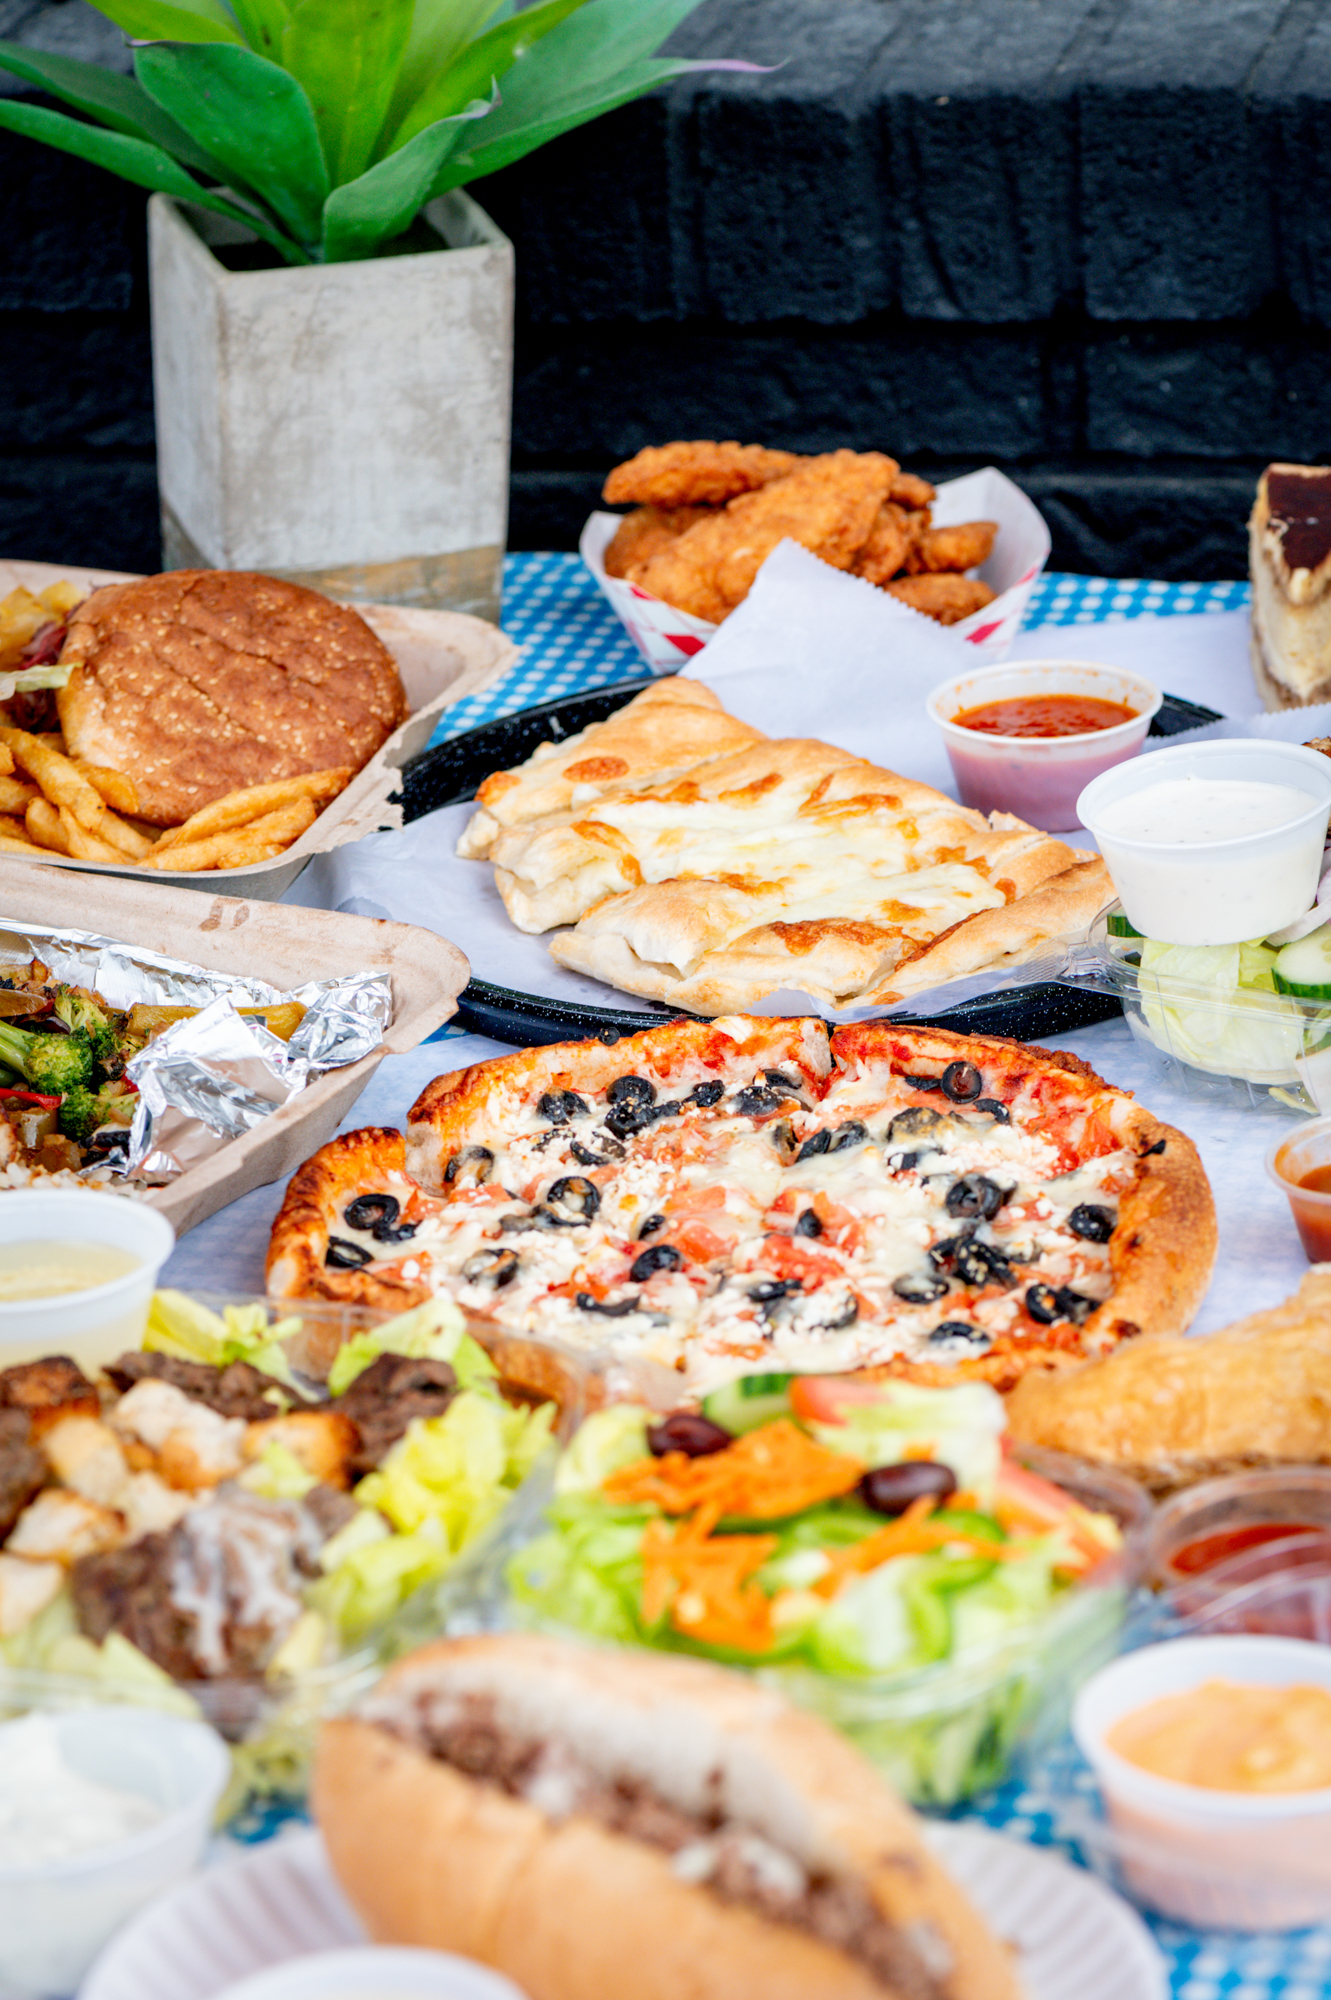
(57, 807), (125, 864)
(0, 588), (48, 670)
(88, 812), (155, 861)
(0, 813), (34, 846)
(151, 767), (352, 853)
(0, 777), (38, 814)
(0, 833), (39, 857)
(72, 762), (139, 817)
(0, 726), (153, 859)
(0, 745), (12, 778)
(142, 797), (318, 872)
(25, 799), (70, 854)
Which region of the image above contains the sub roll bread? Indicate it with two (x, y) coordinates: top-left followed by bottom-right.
(313, 1633), (1021, 2000)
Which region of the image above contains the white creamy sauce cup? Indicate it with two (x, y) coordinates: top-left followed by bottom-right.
(1077, 739), (1331, 945)
(0, 1187), (174, 1370)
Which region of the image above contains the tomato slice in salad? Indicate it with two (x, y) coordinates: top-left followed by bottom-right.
(995, 1456), (1118, 1571)
(789, 1373), (890, 1424)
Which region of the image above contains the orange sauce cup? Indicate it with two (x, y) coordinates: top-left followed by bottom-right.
(1266, 1115), (1331, 1262)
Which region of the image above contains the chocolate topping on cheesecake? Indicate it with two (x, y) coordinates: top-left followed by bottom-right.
(1265, 466), (1331, 577)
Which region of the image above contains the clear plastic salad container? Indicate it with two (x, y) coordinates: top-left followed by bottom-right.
(1058, 902), (1331, 1114)
(476, 1370), (1153, 1810)
(0, 1288), (594, 1825)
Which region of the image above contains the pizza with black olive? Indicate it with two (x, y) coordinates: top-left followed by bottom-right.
(267, 1016), (1215, 1392)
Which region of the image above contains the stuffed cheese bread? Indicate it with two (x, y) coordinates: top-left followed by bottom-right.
(312, 1633), (1023, 2000)
(267, 1015), (1215, 1394)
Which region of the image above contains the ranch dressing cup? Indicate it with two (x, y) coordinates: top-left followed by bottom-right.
(1077, 740), (1331, 946)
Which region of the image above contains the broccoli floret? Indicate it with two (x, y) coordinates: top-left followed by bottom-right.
(0, 1021), (94, 1095)
(57, 1084), (99, 1144)
(54, 988), (120, 1070)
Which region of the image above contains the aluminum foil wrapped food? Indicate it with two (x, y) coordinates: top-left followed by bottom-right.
(0, 917), (391, 1183)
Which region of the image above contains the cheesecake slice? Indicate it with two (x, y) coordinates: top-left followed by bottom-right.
(1250, 462), (1331, 708)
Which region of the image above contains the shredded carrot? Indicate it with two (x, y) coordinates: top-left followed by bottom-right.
(641, 1516), (781, 1651)
(605, 1418), (864, 1521)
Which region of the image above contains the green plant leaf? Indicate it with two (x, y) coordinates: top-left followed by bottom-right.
(279, 0), (415, 186)
(385, 0), (506, 143)
(434, 54), (700, 187)
(0, 39), (225, 178)
(387, 0), (588, 153)
(225, 0), (289, 60)
(0, 97), (310, 262)
(86, 0), (244, 46)
(136, 43), (328, 245)
(319, 84), (493, 261)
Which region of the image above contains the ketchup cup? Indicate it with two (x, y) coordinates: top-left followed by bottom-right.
(1266, 1114), (1331, 1262)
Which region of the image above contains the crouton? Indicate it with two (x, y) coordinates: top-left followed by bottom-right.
(0, 1552), (62, 1636)
(0, 1356), (99, 1438)
(242, 1411), (358, 1491)
(6, 1488), (124, 1564)
(120, 1470), (194, 1539)
(111, 1378), (246, 1491)
(42, 1416), (130, 1510)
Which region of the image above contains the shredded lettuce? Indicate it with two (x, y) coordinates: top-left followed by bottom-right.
(554, 1405), (651, 1495)
(1137, 937), (1307, 1081)
(144, 1289), (302, 1391)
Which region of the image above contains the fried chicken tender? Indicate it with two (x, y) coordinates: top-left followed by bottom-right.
(884, 574), (996, 624)
(852, 502), (929, 586)
(905, 520), (998, 575)
(889, 471), (936, 510)
(603, 505), (715, 579)
(604, 441), (802, 509)
(631, 451), (898, 623)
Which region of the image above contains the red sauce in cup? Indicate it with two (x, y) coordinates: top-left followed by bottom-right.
(951, 693), (1138, 739)
(1171, 1523), (1323, 1575)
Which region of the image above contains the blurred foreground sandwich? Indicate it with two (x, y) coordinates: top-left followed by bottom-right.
(1250, 463), (1331, 708)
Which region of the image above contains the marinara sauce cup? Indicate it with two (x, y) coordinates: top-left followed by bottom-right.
(927, 660), (1161, 830)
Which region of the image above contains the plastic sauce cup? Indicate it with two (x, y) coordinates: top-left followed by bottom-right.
(1073, 1634), (1331, 1929)
(1266, 1114), (1331, 1262)
(927, 660), (1162, 830)
(0, 1187), (174, 1370)
(1076, 738), (1331, 945)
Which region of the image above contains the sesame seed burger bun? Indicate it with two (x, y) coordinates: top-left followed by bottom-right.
(55, 569), (407, 826)
(313, 1634), (1021, 2000)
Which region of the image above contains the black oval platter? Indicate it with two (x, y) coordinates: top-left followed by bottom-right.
(397, 679), (1222, 1049)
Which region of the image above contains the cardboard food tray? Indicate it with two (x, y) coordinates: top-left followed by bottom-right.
(579, 465), (1052, 673)
(0, 857), (469, 1234)
(0, 557), (520, 901)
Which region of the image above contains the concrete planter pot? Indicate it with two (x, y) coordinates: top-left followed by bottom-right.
(148, 190), (514, 622)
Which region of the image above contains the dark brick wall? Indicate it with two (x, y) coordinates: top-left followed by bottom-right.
(4, 0), (1330, 581)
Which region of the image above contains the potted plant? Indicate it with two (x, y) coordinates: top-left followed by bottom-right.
(0, 0), (747, 619)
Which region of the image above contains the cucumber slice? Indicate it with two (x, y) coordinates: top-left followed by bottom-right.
(1105, 910), (1142, 937)
(702, 1372), (793, 1435)
(1273, 924), (1331, 998)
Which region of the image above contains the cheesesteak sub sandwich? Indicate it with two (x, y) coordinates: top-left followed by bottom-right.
(314, 1634), (1021, 2000)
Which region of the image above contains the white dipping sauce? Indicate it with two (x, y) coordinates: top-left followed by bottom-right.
(0, 1713), (162, 1865)
(1088, 772), (1328, 944)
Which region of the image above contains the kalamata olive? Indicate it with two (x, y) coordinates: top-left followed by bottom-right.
(953, 1239), (1015, 1289)
(795, 1129), (831, 1163)
(903, 1074), (943, 1092)
(945, 1173), (1005, 1220)
(794, 1208), (823, 1238)
(648, 1412), (732, 1458)
(928, 1319), (989, 1346)
(444, 1145), (494, 1187)
(941, 1061), (984, 1103)
(547, 1175), (600, 1221)
(571, 1136), (625, 1167)
(344, 1192), (400, 1232)
(538, 1090), (587, 1124)
(462, 1247), (519, 1287)
(733, 1083), (783, 1118)
(325, 1237), (372, 1269)
(607, 1074), (655, 1108)
(690, 1079), (725, 1106)
(973, 1097), (1010, 1124)
(887, 1106), (947, 1142)
(630, 1243), (684, 1282)
(574, 1292), (641, 1318)
(638, 1212), (666, 1240)
(893, 1269), (950, 1304)
(828, 1120), (869, 1152)
(860, 1460), (958, 1515)
(1069, 1203), (1115, 1243)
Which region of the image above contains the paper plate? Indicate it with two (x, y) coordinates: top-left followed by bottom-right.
(81, 1822), (1164, 2000)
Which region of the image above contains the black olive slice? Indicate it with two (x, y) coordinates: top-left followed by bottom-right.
(326, 1237), (372, 1269)
(928, 1319), (989, 1346)
(795, 1129), (831, 1163)
(605, 1102), (653, 1138)
(571, 1136), (625, 1168)
(892, 1270), (950, 1304)
(344, 1192), (400, 1232)
(648, 1412), (732, 1457)
(733, 1083), (783, 1118)
(828, 1120), (869, 1152)
(927, 1230), (973, 1271)
(860, 1461), (957, 1515)
(794, 1208), (823, 1238)
(607, 1074), (655, 1108)
(1055, 1286), (1095, 1325)
(903, 1074), (943, 1091)
(653, 1099), (684, 1122)
(945, 1173), (1005, 1220)
(892, 1150), (921, 1173)
(941, 1061), (984, 1103)
(630, 1243), (684, 1282)
(462, 1247), (519, 1287)
(1068, 1203), (1115, 1243)
(690, 1079), (725, 1107)
(374, 1219), (419, 1244)
(546, 1175), (600, 1221)
(887, 1106), (947, 1142)
(973, 1098), (1010, 1124)
(749, 1278), (802, 1303)
(538, 1090), (588, 1125)
(575, 1292), (641, 1318)
(637, 1212), (666, 1240)
(1024, 1282), (1062, 1325)
(811, 1294), (859, 1331)
(952, 1239), (1016, 1290)
(444, 1144), (495, 1187)
(764, 1069), (805, 1096)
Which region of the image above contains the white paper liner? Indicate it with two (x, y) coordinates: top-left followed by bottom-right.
(580, 465), (1051, 672)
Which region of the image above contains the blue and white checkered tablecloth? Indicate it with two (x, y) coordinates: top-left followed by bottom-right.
(416, 559), (1329, 2000)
